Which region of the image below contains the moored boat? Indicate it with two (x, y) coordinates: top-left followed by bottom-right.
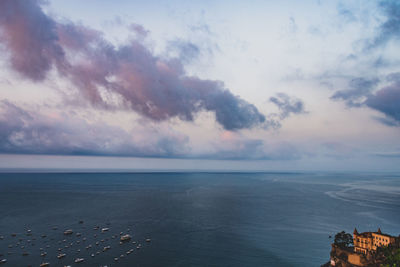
(120, 234), (131, 242)
(74, 258), (84, 263)
(63, 230), (73, 235)
(57, 253), (66, 259)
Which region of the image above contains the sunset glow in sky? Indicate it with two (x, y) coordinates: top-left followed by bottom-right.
(1, 0), (400, 171)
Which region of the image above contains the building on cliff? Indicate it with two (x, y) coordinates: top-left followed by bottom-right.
(353, 228), (397, 254)
(328, 228), (399, 267)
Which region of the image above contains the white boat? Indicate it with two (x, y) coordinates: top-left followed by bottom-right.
(74, 258), (84, 263)
(101, 228), (109, 232)
(120, 234), (131, 242)
(0, 259), (7, 264)
(63, 229), (73, 235)
(57, 253), (66, 259)
(40, 263), (50, 267)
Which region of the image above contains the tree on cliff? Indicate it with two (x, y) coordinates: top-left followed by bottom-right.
(334, 231), (353, 248)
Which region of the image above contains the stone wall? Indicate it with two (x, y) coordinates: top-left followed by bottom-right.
(330, 245), (371, 267)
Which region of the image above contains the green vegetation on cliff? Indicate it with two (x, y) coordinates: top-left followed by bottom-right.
(379, 246), (400, 267)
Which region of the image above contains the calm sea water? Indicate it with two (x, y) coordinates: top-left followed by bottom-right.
(0, 172), (399, 267)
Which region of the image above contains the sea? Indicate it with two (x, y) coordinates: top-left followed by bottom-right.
(0, 171), (399, 267)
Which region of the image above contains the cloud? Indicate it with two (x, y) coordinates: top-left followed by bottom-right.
(320, 142), (358, 159)
(330, 77), (379, 107)
(0, 0), (266, 131)
(373, 151), (400, 158)
(0, 100), (189, 157)
(166, 39), (200, 63)
(0, 101), (301, 160)
(269, 93), (307, 119)
(325, 1), (400, 126)
(337, 3), (357, 23)
(330, 74), (400, 125)
(368, 0), (400, 48)
(204, 131), (301, 160)
(365, 78), (400, 123)
(0, 0), (64, 81)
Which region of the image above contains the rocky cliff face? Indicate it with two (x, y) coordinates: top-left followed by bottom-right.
(322, 245), (374, 267)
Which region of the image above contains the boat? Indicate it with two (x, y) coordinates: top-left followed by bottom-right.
(0, 259), (7, 264)
(63, 229), (73, 235)
(146, 238), (151, 242)
(40, 263), (50, 267)
(40, 252), (47, 257)
(101, 228), (109, 232)
(74, 258), (84, 263)
(120, 234), (131, 242)
(57, 253), (66, 259)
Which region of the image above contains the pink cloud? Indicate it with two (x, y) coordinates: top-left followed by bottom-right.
(0, 0), (267, 131)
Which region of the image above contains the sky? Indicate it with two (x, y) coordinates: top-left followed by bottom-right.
(0, 0), (400, 171)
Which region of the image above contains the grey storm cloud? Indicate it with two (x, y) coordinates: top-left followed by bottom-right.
(269, 93), (307, 119)
(0, 100), (189, 157)
(0, 0), (266, 131)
